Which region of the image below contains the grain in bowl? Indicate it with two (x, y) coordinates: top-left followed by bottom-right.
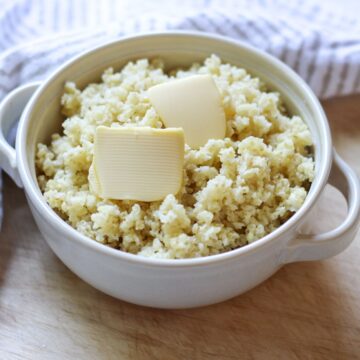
(36, 54), (315, 259)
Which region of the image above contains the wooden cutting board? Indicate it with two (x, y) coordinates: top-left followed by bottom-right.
(0, 95), (359, 360)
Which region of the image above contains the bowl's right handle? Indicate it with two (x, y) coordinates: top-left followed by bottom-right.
(0, 82), (41, 187)
(280, 150), (360, 264)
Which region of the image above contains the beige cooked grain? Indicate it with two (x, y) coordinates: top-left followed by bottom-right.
(36, 55), (314, 259)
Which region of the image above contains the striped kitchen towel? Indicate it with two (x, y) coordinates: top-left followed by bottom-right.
(0, 0), (359, 223)
(1, 0), (360, 101)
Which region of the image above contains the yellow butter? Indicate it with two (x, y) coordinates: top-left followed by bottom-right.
(148, 74), (226, 148)
(88, 162), (101, 195)
(89, 126), (185, 201)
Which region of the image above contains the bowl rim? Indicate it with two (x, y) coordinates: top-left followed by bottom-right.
(16, 31), (332, 267)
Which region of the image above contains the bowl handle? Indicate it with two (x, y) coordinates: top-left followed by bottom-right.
(0, 82), (41, 187)
(280, 150), (360, 264)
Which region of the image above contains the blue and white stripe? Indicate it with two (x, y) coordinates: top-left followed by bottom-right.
(0, 0), (359, 100)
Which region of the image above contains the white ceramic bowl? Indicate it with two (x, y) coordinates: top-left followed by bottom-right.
(0, 32), (359, 309)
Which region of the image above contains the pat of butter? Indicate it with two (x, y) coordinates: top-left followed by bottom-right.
(89, 126), (185, 201)
(148, 74), (226, 148)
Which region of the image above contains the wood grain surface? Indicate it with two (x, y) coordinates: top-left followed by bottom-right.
(0, 95), (359, 360)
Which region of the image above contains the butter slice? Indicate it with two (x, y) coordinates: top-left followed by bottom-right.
(148, 74), (226, 148)
(89, 126), (184, 201)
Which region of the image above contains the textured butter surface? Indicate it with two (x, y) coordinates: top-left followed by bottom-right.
(90, 126), (185, 201)
(148, 74), (226, 148)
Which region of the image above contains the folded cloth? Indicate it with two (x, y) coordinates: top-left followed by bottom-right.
(0, 0), (359, 223)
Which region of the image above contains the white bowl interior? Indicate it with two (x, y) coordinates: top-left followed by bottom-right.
(24, 33), (328, 217)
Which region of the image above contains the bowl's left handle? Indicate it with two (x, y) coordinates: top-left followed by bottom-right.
(0, 82), (41, 187)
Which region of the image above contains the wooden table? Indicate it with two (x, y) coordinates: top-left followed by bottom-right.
(1, 95), (359, 360)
